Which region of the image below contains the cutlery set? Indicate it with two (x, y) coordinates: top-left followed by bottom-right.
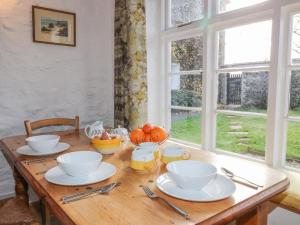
(61, 182), (121, 204)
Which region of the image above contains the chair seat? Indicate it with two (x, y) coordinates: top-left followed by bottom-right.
(0, 197), (39, 225)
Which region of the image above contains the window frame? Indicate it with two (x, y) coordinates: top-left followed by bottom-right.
(160, 0), (300, 170)
(282, 8), (300, 171)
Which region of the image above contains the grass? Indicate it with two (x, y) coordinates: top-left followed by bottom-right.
(171, 114), (201, 144)
(171, 111), (300, 160)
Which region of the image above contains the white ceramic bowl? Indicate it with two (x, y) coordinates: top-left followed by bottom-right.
(166, 160), (217, 190)
(57, 151), (102, 177)
(26, 135), (60, 153)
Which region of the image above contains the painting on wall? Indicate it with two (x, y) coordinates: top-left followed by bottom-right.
(32, 6), (76, 46)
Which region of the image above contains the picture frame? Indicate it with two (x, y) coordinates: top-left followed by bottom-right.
(32, 6), (76, 47)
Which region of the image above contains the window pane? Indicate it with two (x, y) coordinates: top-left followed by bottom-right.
(171, 74), (202, 107)
(216, 113), (266, 158)
(171, 0), (204, 27)
(218, 21), (272, 68)
(289, 70), (300, 116)
(219, 0), (268, 13)
(292, 14), (300, 64)
(171, 108), (201, 144)
(218, 71), (268, 113)
(286, 121), (300, 169)
(171, 36), (203, 71)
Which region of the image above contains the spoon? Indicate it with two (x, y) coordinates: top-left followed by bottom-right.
(221, 167), (264, 188)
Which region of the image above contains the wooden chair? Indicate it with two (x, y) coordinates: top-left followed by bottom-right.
(24, 116), (80, 137)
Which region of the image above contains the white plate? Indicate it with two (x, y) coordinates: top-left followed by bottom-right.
(156, 173), (236, 202)
(16, 143), (70, 156)
(45, 162), (116, 186)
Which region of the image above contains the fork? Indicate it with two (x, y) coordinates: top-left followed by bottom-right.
(142, 186), (189, 219)
(62, 182), (120, 204)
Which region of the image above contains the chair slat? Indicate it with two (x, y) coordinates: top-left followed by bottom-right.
(24, 116), (79, 136)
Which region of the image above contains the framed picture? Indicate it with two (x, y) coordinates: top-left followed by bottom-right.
(32, 6), (76, 47)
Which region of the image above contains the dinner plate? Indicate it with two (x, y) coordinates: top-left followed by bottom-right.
(156, 173), (236, 202)
(45, 162), (116, 186)
(16, 143), (70, 156)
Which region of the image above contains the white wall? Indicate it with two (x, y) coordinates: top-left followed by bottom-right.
(0, 0), (115, 199)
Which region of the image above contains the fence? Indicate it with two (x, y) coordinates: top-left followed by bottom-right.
(226, 73), (242, 105)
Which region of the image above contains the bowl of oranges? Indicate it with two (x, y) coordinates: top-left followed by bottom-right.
(130, 123), (169, 145)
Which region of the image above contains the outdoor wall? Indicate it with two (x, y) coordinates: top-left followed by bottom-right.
(290, 70), (300, 109)
(0, 0), (114, 199)
(241, 72), (268, 108)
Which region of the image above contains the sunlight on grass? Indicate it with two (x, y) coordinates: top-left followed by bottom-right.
(171, 111), (300, 159)
(171, 112), (201, 144)
(216, 114), (266, 155)
(287, 122), (300, 160)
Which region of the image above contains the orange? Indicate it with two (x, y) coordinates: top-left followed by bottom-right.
(130, 129), (145, 144)
(142, 123), (154, 134)
(150, 126), (167, 143)
(144, 134), (151, 142)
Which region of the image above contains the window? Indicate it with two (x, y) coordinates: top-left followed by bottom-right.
(218, 21), (272, 68)
(217, 72), (269, 113)
(170, 36), (203, 144)
(162, 0), (300, 170)
(291, 14), (300, 65)
(216, 21), (271, 157)
(286, 13), (300, 168)
(218, 0), (268, 13)
(216, 113), (266, 159)
(169, 0), (204, 27)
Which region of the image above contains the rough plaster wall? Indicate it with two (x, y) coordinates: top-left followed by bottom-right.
(0, 0), (114, 199)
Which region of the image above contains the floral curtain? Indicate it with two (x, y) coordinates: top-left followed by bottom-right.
(114, 0), (147, 130)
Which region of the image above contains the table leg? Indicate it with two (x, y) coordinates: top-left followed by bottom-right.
(236, 201), (269, 225)
(13, 165), (29, 204)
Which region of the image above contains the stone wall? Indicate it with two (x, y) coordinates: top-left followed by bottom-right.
(218, 74), (228, 105)
(290, 70), (300, 109)
(171, 0), (203, 25)
(241, 72), (268, 109)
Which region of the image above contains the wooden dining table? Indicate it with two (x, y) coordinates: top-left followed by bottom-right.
(0, 129), (289, 225)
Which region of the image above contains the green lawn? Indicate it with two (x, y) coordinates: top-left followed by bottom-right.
(171, 113), (300, 160)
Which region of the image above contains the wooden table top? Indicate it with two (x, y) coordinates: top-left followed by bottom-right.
(0, 130), (289, 225)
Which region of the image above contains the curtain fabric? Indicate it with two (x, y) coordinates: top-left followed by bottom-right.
(114, 0), (148, 130)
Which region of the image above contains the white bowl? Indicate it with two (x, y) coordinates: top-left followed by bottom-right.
(26, 135), (60, 153)
(57, 151), (102, 177)
(166, 160), (217, 190)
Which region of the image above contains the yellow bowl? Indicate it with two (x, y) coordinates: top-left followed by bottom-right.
(91, 138), (122, 154)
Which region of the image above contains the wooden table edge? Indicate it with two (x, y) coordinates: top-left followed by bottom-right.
(14, 160), (76, 225)
(199, 177), (289, 225)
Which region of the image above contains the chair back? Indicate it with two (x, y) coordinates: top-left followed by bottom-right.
(24, 116), (79, 136)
